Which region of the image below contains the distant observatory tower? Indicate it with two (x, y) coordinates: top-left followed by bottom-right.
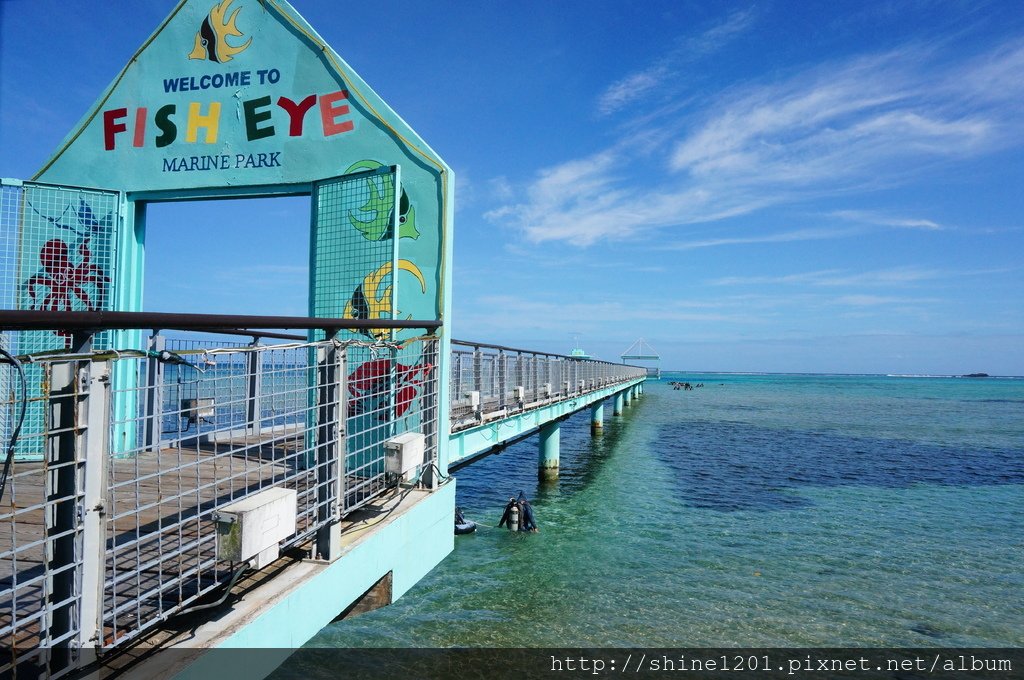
(569, 333), (591, 360)
(621, 338), (660, 379)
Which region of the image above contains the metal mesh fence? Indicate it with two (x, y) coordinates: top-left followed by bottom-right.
(310, 167), (398, 342)
(344, 337), (438, 514)
(0, 182), (120, 462)
(450, 341), (646, 430)
(1, 331), (441, 669)
(0, 360), (92, 679)
(103, 341), (321, 645)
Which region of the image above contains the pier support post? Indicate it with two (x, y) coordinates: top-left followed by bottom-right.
(624, 388), (632, 407)
(591, 402), (604, 434)
(539, 421), (560, 481)
(614, 391), (624, 416)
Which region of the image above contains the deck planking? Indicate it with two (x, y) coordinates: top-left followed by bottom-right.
(2, 432), (314, 657)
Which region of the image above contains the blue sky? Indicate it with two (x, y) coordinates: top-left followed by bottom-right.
(2, 0), (1023, 374)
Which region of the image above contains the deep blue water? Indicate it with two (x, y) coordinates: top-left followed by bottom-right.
(306, 373), (1024, 647)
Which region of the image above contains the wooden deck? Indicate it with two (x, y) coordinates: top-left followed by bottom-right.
(1, 426), (314, 662)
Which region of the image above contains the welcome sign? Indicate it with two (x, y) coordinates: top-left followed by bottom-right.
(33, 0), (453, 327)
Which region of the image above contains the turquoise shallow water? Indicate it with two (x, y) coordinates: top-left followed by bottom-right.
(310, 373), (1024, 647)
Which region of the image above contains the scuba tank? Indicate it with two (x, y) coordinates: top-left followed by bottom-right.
(509, 503), (520, 532)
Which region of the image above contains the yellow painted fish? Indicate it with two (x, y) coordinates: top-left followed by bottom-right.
(188, 0), (252, 63)
(345, 260), (427, 339)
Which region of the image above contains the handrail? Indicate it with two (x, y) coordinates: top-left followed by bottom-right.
(0, 310), (442, 334)
(452, 338), (642, 367)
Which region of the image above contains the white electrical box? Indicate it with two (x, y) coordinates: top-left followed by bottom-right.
(542, 383), (551, 396)
(513, 386), (525, 401)
(384, 432), (425, 482)
(216, 487), (297, 569)
(579, 380), (587, 391)
(181, 397), (215, 426)
(465, 390), (481, 410)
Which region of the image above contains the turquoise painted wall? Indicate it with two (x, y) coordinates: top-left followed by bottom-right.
(30, 0), (455, 469)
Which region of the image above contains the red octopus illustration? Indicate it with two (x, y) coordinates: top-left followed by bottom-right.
(26, 238), (109, 311)
(25, 238), (110, 346)
(348, 357), (433, 419)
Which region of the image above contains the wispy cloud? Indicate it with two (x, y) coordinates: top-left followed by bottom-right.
(830, 209), (941, 230)
(597, 8), (756, 116)
(707, 265), (1016, 287)
(833, 294), (941, 307)
(491, 39), (1024, 246)
(598, 66), (671, 117)
(689, 8), (757, 54)
(457, 295), (762, 336)
(666, 226), (864, 251)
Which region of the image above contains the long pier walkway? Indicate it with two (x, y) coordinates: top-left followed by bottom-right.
(0, 314), (645, 679)
(449, 340), (644, 472)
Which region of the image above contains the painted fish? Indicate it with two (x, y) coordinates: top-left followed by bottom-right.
(188, 0), (252, 63)
(344, 260), (426, 339)
(344, 160), (420, 242)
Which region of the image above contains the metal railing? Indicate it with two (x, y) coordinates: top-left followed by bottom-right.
(1, 311), (441, 678)
(450, 340), (645, 431)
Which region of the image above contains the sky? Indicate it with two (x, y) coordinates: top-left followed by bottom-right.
(2, 0), (1023, 375)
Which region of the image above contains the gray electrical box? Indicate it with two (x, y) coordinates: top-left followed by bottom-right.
(384, 432), (425, 483)
(216, 487), (297, 569)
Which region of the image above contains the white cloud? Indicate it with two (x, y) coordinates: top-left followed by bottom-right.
(491, 39), (1024, 246)
(597, 8), (756, 116)
(666, 226), (863, 251)
(834, 294), (941, 307)
(689, 8), (756, 54)
(707, 267), (944, 287)
(830, 210), (941, 230)
(598, 67), (669, 116)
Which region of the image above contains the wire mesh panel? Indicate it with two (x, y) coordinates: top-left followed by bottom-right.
(0, 181), (120, 460)
(448, 341), (647, 432)
(310, 166), (399, 341)
(102, 341), (321, 646)
(0, 360), (91, 679)
(343, 337), (439, 514)
(2, 330), (445, 669)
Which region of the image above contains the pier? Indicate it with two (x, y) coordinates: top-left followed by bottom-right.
(0, 1), (647, 676)
(0, 311), (644, 678)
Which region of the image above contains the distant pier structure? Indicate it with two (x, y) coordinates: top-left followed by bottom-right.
(621, 338), (661, 379)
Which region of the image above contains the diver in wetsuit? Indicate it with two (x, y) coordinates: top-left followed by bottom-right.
(517, 491), (538, 532)
(497, 492), (539, 532)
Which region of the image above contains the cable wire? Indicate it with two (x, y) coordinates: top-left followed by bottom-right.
(0, 348), (28, 505)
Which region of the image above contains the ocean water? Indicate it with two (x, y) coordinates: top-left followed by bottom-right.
(308, 373), (1024, 647)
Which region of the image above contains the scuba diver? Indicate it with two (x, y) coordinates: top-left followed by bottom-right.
(498, 490), (539, 533)
(517, 490), (538, 532)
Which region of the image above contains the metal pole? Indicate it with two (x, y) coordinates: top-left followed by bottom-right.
(316, 342), (345, 561)
(532, 354), (539, 402)
(79, 359), (111, 649)
(515, 352), (524, 404)
(143, 333), (164, 451)
(472, 347), (482, 395)
(497, 351), (507, 410)
(421, 338), (440, 489)
(246, 339), (263, 437)
(45, 332), (91, 671)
